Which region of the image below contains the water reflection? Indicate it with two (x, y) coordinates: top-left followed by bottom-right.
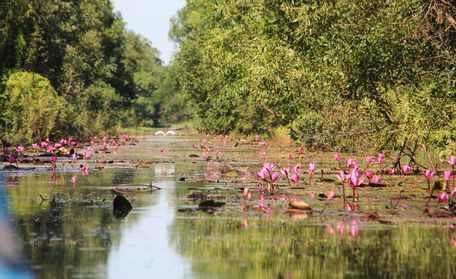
(107, 181), (192, 278)
(170, 211), (456, 279)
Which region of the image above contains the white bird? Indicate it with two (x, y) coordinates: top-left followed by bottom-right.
(154, 130), (176, 136)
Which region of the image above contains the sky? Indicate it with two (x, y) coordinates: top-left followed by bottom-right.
(112, 0), (186, 64)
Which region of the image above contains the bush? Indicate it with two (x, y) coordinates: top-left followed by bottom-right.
(1, 71), (64, 144)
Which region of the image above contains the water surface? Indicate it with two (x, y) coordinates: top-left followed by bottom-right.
(2, 134), (456, 278)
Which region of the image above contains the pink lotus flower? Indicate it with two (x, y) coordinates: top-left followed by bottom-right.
(451, 187), (456, 195)
(448, 155), (456, 166)
(83, 149), (92, 159)
(345, 203), (358, 212)
(293, 163), (302, 173)
(308, 162), (315, 172)
(451, 238), (456, 247)
(32, 143), (40, 149)
(71, 153), (77, 159)
(333, 154), (341, 161)
(336, 223), (345, 234)
(281, 167), (290, 176)
(350, 220), (359, 238)
(347, 158), (356, 168)
(349, 168), (361, 187)
(258, 168), (268, 180)
(7, 154), (17, 164)
(297, 146), (304, 153)
(287, 153), (292, 160)
(259, 141), (267, 146)
(80, 165), (89, 176)
(327, 224), (335, 235)
(47, 146), (56, 153)
(336, 170), (346, 182)
(443, 170), (452, 181)
(365, 156), (373, 163)
(270, 172), (280, 182)
(365, 171), (373, 181)
(263, 162), (275, 172)
(51, 156), (57, 163)
(327, 191), (336, 200)
(290, 172), (300, 183)
(402, 165), (411, 175)
(16, 146), (25, 153)
(388, 168), (395, 175)
(423, 169), (434, 180)
(377, 153), (385, 164)
(437, 192), (449, 203)
(373, 175), (382, 183)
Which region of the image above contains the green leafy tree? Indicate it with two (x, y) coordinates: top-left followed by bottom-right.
(1, 72), (64, 144)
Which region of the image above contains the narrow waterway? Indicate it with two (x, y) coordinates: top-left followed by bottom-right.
(1, 133), (456, 278)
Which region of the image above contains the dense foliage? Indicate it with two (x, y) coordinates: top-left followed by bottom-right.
(171, 0), (455, 155)
(0, 0), (189, 144)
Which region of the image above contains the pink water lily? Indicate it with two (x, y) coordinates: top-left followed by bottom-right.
(365, 156), (373, 163)
(308, 162), (315, 172)
(47, 146), (56, 153)
(257, 168), (268, 180)
(377, 153), (385, 164)
(373, 175), (382, 183)
(336, 170), (346, 182)
(347, 158), (356, 168)
(365, 171), (373, 181)
(448, 155), (456, 166)
(388, 168), (395, 176)
(350, 220), (359, 238)
(31, 143), (40, 149)
(437, 192), (449, 203)
(270, 172), (280, 182)
(297, 146), (304, 153)
(443, 170), (452, 181)
(451, 187), (456, 195)
(424, 169), (434, 180)
(327, 224), (335, 235)
(80, 165), (89, 176)
(281, 167), (290, 176)
(424, 169), (434, 196)
(333, 153), (341, 161)
(349, 166), (361, 202)
(16, 146), (25, 153)
(293, 163), (302, 173)
(290, 172), (300, 183)
(349, 173), (361, 187)
(263, 162), (275, 172)
(402, 165), (411, 175)
(327, 191), (336, 200)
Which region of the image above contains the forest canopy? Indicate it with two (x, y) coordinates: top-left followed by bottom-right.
(0, 0), (191, 144)
(171, 0), (455, 156)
